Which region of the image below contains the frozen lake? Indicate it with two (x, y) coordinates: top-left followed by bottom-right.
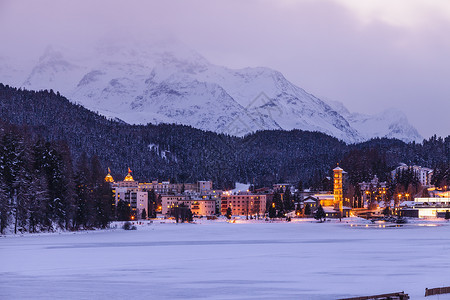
(2, 218), (450, 299)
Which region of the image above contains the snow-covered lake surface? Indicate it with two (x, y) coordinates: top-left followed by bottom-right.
(2, 218), (450, 299)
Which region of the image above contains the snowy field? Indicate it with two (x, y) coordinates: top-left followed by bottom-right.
(2, 218), (450, 299)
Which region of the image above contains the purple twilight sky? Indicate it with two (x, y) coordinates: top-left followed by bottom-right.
(0, 0), (449, 138)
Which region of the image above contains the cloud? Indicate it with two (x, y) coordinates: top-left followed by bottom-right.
(334, 0), (450, 28)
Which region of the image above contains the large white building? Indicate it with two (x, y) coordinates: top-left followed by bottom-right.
(400, 197), (450, 218)
(106, 168), (218, 218)
(161, 195), (216, 216)
(391, 163), (433, 187)
(109, 169), (149, 219)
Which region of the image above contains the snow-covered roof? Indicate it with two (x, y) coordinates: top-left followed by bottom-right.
(399, 201), (415, 207)
(323, 207), (338, 213)
(229, 182), (251, 194)
(314, 194), (334, 200)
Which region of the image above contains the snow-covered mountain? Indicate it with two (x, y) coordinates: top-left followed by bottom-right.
(0, 40), (422, 143)
(324, 99), (422, 142)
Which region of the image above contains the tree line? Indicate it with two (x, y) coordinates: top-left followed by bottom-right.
(0, 123), (113, 234)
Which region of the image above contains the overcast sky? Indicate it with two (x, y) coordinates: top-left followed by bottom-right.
(0, 0), (449, 138)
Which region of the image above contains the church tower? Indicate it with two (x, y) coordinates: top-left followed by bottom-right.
(333, 165), (344, 212)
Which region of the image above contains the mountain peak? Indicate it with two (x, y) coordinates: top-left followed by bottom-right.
(0, 39), (422, 143)
(324, 99), (422, 143)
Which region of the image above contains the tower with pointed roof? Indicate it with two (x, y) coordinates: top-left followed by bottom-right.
(333, 164), (344, 212)
(124, 167), (134, 182)
(105, 167), (114, 183)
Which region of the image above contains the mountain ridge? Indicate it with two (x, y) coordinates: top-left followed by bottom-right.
(0, 84), (448, 188)
(0, 40), (422, 143)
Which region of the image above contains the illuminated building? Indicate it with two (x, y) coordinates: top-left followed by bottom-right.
(399, 197), (450, 218)
(161, 195), (216, 216)
(220, 193), (267, 216)
(104, 167), (114, 183)
(333, 165), (344, 212)
(391, 163), (433, 187)
(359, 175), (387, 205)
(137, 180), (214, 194)
(314, 193), (335, 207)
(109, 167), (217, 217)
(307, 165), (351, 218)
(124, 167), (134, 182)
(124, 191), (148, 219)
(198, 181), (213, 192)
(273, 183), (292, 192)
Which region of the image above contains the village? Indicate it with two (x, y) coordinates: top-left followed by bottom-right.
(106, 164), (450, 224)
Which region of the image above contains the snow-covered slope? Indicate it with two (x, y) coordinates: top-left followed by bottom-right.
(325, 99), (422, 142)
(0, 40), (422, 143)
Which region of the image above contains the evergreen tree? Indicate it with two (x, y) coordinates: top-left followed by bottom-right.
(304, 204), (311, 216)
(314, 205), (326, 222)
(74, 153), (90, 229)
(147, 189), (157, 218)
(90, 156), (112, 228)
(272, 192), (283, 213)
(117, 200), (131, 221)
(297, 180), (303, 192)
(268, 203), (276, 219)
(141, 208), (147, 220)
(226, 207), (232, 219)
(283, 188), (294, 211)
(0, 182), (9, 234)
(56, 141), (75, 230)
(0, 131), (30, 234)
(38, 143), (71, 230)
(187, 209), (193, 222)
(27, 173), (49, 233)
(93, 182), (112, 228)
(295, 202), (302, 216)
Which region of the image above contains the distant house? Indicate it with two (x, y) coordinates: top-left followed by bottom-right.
(391, 163), (433, 187)
(323, 206), (352, 218)
(303, 197), (318, 209)
(273, 183), (292, 192)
